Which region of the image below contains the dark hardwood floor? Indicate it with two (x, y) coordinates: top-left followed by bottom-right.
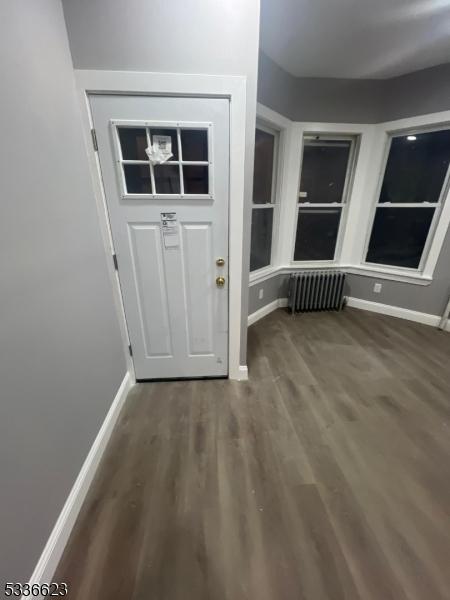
(55, 307), (450, 599)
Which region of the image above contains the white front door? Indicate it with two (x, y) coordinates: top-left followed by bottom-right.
(90, 95), (229, 379)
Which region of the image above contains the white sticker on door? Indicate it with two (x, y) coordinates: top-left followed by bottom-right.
(161, 212), (179, 248)
(146, 135), (173, 164)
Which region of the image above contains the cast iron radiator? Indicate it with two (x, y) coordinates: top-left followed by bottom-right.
(288, 271), (346, 313)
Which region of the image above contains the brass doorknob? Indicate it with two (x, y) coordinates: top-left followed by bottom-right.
(216, 258), (225, 267)
(216, 276), (225, 287)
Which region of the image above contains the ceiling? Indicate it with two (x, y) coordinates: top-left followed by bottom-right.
(260, 0), (450, 79)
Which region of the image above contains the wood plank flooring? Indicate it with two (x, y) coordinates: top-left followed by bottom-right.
(55, 307), (450, 599)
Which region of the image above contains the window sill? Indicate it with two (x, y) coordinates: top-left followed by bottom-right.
(344, 264), (433, 286)
(248, 263), (434, 287)
(249, 265), (282, 285)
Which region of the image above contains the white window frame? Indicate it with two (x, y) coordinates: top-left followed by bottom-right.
(291, 133), (358, 266)
(249, 121), (279, 275)
(282, 121), (376, 271)
(249, 104), (293, 283)
(346, 110), (450, 284)
(361, 121), (450, 275)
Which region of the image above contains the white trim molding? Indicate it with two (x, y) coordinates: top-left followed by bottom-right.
(237, 365), (249, 380)
(248, 263), (434, 288)
(347, 297), (450, 331)
(248, 298), (288, 326)
(248, 296), (449, 332)
(249, 103), (296, 280)
(74, 70), (247, 381)
(25, 372), (134, 598)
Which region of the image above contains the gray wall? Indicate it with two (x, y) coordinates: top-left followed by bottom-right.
(258, 52), (385, 123)
(252, 52), (450, 320)
(384, 62), (450, 121)
(258, 51), (450, 124)
(249, 246), (450, 318)
(346, 233), (450, 316)
(248, 274), (289, 314)
(0, 0), (127, 582)
(61, 0), (261, 364)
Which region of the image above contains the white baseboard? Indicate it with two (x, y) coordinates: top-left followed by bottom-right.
(26, 371), (134, 597)
(347, 297), (450, 331)
(237, 365), (249, 381)
(248, 295), (449, 332)
(248, 298), (288, 326)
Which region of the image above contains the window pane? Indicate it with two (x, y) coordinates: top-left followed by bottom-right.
(118, 127), (147, 160)
(294, 208), (341, 261)
(183, 165), (209, 194)
(250, 207), (274, 271)
(299, 141), (351, 203)
(150, 128), (179, 160)
(253, 128), (275, 204)
(154, 165), (180, 194)
(366, 207), (435, 268)
(181, 129), (208, 161)
(123, 164), (151, 194)
(380, 130), (450, 203)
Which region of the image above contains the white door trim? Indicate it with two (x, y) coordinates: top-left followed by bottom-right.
(74, 70), (247, 380)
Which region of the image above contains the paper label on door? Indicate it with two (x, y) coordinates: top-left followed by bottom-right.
(146, 136), (173, 164)
(161, 212), (179, 248)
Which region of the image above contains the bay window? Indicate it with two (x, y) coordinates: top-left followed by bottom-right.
(248, 105), (450, 289)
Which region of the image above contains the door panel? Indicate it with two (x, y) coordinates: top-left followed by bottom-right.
(90, 95), (229, 379)
(128, 223), (172, 358)
(181, 222), (214, 356)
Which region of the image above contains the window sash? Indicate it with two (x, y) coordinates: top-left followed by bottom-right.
(252, 123), (279, 207)
(250, 205), (275, 272)
(298, 137), (354, 207)
(294, 206), (343, 262)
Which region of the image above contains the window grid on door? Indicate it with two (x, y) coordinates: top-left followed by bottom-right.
(112, 121), (213, 199)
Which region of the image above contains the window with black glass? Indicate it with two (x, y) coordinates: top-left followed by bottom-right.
(294, 137), (355, 261)
(366, 128), (450, 269)
(116, 125), (210, 196)
(250, 126), (278, 272)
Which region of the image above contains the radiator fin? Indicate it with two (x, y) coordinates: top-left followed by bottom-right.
(288, 271), (346, 313)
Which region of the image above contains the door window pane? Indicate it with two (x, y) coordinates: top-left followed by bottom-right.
(118, 127), (147, 160)
(299, 142), (351, 203)
(181, 129), (208, 161)
(380, 130), (450, 203)
(250, 208), (274, 271)
(183, 165), (209, 194)
(123, 164), (151, 194)
(253, 128), (275, 204)
(154, 165), (180, 194)
(150, 128), (179, 160)
(366, 207), (435, 269)
(294, 208), (342, 261)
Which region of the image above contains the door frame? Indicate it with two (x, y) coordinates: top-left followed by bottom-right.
(74, 69), (247, 381)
